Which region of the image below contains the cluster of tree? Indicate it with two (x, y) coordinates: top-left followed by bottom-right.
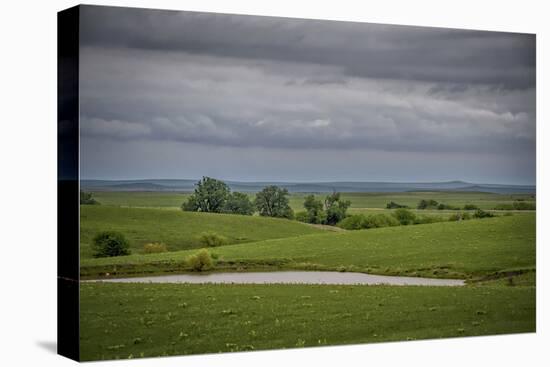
(417, 199), (440, 209)
(338, 208), (445, 230)
(181, 177), (293, 219)
(386, 201), (408, 209)
(340, 206), (502, 231)
(298, 192), (351, 225)
(80, 191), (99, 205)
(473, 209), (495, 218)
(417, 199), (478, 211)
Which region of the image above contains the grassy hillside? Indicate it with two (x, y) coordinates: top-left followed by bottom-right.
(90, 191), (535, 211)
(81, 214), (535, 279)
(80, 282), (535, 361)
(80, 206), (322, 259)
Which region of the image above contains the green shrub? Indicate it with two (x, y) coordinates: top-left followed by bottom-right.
(294, 211), (309, 223)
(473, 209), (495, 219)
(337, 215), (367, 230)
(437, 203), (459, 210)
(417, 199), (439, 209)
(92, 231), (130, 258)
(463, 204), (479, 210)
(448, 213), (461, 221)
(187, 249), (213, 271)
(143, 242), (168, 254)
(198, 232), (229, 247)
(338, 213), (400, 230)
(461, 212), (472, 220)
(363, 214), (400, 228)
(393, 208), (416, 225)
(386, 201), (408, 209)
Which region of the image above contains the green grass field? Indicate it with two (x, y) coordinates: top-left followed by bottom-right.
(80, 206), (322, 258)
(80, 282), (535, 361)
(91, 191), (535, 211)
(81, 214), (535, 280)
(79, 191), (536, 361)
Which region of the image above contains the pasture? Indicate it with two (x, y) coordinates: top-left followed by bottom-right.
(79, 190), (536, 361)
(81, 214), (535, 280)
(90, 190), (535, 212)
(80, 206), (322, 259)
(80, 281), (535, 361)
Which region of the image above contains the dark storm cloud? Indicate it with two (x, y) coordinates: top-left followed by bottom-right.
(80, 5), (535, 89)
(78, 5), (536, 183)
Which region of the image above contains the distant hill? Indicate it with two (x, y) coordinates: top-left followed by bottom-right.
(80, 179), (535, 194)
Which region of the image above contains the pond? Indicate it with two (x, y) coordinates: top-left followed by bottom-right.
(88, 271), (465, 286)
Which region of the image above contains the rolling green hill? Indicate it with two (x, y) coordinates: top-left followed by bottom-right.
(80, 206), (323, 259)
(81, 213), (535, 279)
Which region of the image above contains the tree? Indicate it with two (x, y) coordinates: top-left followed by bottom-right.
(303, 194), (325, 224)
(386, 201), (408, 209)
(417, 199), (439, 209)
(80, 191), (99, 205)
(392, 208), (416, 225)
(222, 192), (254, 215)
(324, 192), (351, 225)
(182, 177), (230, 213)
(254, 185), (294, 219)
(92, 231), (130, 258)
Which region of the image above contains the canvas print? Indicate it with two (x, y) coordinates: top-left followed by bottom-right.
(58, 4), (536, 361)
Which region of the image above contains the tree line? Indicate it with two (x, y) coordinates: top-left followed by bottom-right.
(181, 177), (294, 218)
(181, 177), (352, 225)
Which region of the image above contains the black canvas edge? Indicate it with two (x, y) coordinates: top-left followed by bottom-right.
(57, 4), (80, 362)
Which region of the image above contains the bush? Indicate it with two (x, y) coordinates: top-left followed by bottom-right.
(363, 214), (400, 228)
(187, 249), (213, 271)
(417, 199), (439, 209)
(294, 211), (309, 223)
(337, 214), (367, 230)
(473, 209), (495, 219)
(437, 203), (459, 210)
(92, 231), (130, 258)
(143, 242), (167, 254)
(198, 232), (229, 247)
(386, 201), (408, 209)
(392, 208), (416, 225)
(338, 213), (399, 230)
(448, 213), (461, 221)
(463, 204), (479, 210)
(461, 212), (472, 220)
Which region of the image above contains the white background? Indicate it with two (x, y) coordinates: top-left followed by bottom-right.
(0, 0), (548, 365)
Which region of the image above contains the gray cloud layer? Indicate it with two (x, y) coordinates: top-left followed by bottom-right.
(79, 5), (535, 184)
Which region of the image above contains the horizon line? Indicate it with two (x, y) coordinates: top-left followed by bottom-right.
(80, 177), (536, 187)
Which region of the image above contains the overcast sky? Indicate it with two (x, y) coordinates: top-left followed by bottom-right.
(79, 5), (536, 184)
